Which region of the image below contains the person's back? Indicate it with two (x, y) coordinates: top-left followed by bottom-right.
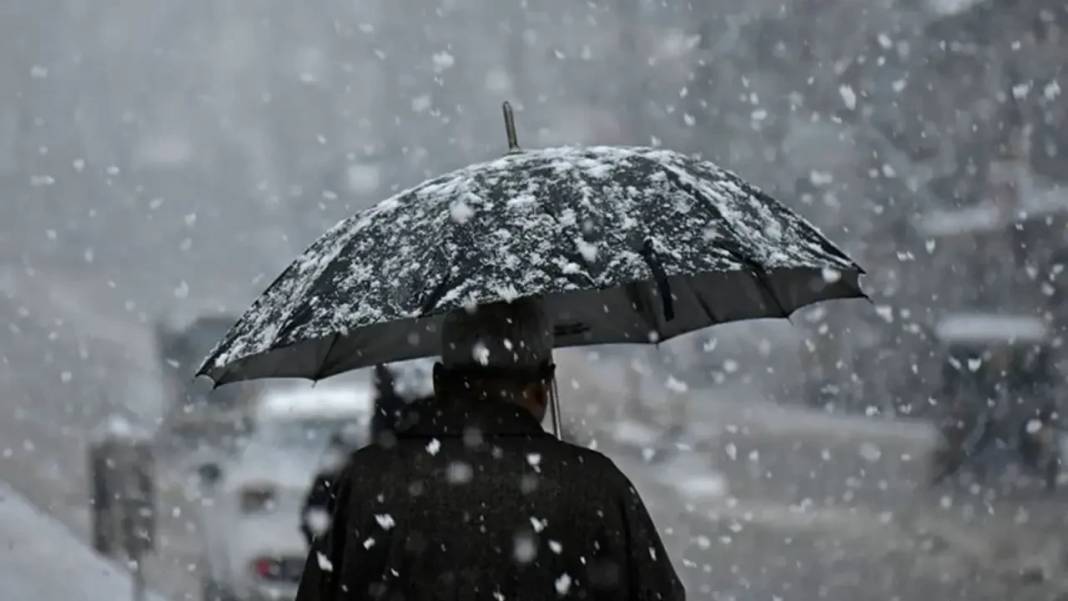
(296, 299), (684, 600)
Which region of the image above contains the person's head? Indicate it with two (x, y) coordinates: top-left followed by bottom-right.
(434, 298), (554, 422)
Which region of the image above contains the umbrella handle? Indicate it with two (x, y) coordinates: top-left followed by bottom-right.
(550, 376), (563, 440)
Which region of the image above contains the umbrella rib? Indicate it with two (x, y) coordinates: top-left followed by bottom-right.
(419, 270), (453, 317)
(653, 164), (792, 319)
(312, 333), (342, 381)
(639, 238), (676, 322)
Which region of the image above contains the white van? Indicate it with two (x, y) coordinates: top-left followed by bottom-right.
(195, 382), (371, 601)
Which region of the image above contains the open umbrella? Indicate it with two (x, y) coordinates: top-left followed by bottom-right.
(199, 103), (864, 392)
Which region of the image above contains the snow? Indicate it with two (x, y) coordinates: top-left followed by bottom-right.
(316, 551), (334, 572)
(839, 85), (857, 110)
(411, 95), (433, 113)
(554, 572), (572, 595)
(935, 313), (1048, 344)
(431, 51), (455, 72)
(530, 516), (548, 533)
(0, 481), (164, 601)
(446, 461), (474, 484)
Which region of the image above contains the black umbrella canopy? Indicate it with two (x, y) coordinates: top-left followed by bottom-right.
(200, 128), (863, 385)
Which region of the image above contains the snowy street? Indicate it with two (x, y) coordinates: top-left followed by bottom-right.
(0, 479), (163, 601)
(5, 1), (1068, 599)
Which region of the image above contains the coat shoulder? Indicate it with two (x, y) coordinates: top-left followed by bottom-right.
(553, 440), (631, 485)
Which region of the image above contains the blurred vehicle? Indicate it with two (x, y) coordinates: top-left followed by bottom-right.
(929, 312), (1061, 488)
(154, 316), (263, 461)
(196, 382), (372, 601)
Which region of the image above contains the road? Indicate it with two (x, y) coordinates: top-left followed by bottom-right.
(3, 268), (1068, 600)
(0, 479), (166, 601)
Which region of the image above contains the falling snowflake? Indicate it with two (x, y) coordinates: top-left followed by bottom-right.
(514, 534), (537, 563)
(375, 514), (396, 530)
(432, 51), (455, 72)
(316, 552), (334, 572)
(411, 95), (432, 113)
(174, 281), (190, 299)
(859, 443), (882, 462)
(471, 341), (490, 365)
(1044, 80), (1061, 101)
(307, 509), (331, 535)
(665, 376), (688, 393)
(363, 537), (376, 549)
(555, 573), (572, 595)
(839, 85), (857, 110)
(526, 453), (541, 469)
(426, 439), (441, 456)
(447, 461), (474, 484)
(549, 540), (563, 554)
(875, 305), (894, 323)
(530, 516), (548, 533)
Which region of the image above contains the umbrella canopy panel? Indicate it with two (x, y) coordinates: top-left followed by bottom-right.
(200, 146), (862, 385)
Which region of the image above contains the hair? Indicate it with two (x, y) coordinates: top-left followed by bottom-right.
(440, 298), (553, 369)
(437, 299), (554, 402)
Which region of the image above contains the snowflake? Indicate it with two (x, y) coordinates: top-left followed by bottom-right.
(530, 516), (548, 533)
(555, 573), (572, 595)
(316, 552), (334, 572)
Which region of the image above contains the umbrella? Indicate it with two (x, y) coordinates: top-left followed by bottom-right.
(199, 103), (864, 390)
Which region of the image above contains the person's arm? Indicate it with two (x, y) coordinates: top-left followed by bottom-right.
(300, 472), (334, 546)
(296, 468), (350, 601)
(617, 472), (686, 601)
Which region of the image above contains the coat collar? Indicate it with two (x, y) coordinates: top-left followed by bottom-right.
(396, 396), (548, 438)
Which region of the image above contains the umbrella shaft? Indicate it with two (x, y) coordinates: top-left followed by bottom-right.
(550, 377), (563, 440)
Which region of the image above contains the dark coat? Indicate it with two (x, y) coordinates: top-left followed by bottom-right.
(301, 470), (341, 546)
(296, 397), (684, 601)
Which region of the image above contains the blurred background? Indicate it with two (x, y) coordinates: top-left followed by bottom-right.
(2, 0), (1067, 599)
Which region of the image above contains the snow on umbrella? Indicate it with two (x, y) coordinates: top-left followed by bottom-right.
(199, 103), (864, 386)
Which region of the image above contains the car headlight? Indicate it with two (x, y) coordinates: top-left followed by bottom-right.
(239, 485), (277, 513)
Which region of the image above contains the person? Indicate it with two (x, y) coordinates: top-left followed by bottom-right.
(296, 299), (685, 600)
(1017, 403), (1061, 492)
(930, 406), (998, 487)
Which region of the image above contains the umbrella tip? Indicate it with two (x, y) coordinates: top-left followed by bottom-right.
(502, 101), (521, 154)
